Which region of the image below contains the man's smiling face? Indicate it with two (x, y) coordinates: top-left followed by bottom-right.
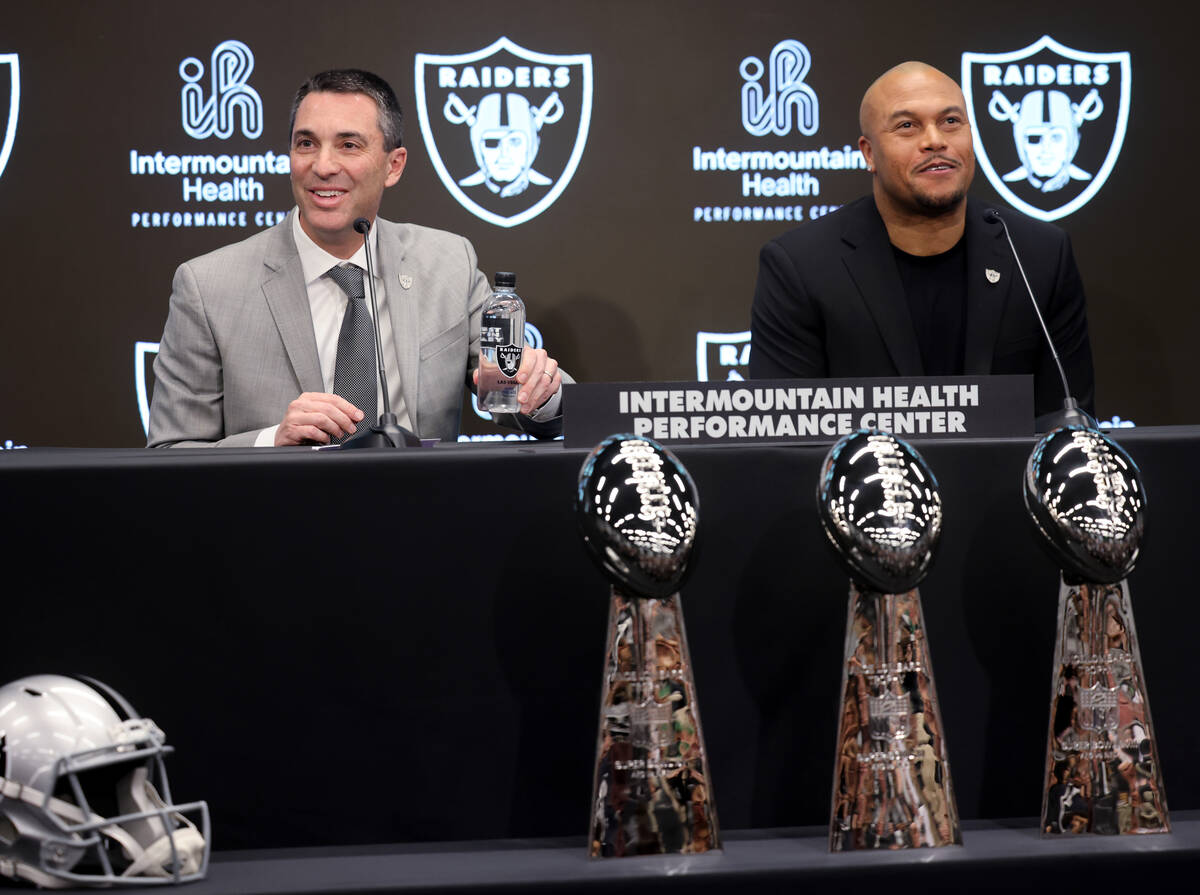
(859, 64), (975, 218)
(289, 90), (406, 258)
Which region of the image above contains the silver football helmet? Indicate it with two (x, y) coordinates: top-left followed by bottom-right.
(0, 675), (209, 887)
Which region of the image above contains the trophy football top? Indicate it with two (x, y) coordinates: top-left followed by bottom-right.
(576, 434), (699, 599)
(1024, 425), (1145, 583)
(817, 429), (943, 594)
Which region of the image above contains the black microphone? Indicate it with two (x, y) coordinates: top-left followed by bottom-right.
(338, 217), (420, 448)
(984, 208), (1095, 431)
(353, 217), (393, 418)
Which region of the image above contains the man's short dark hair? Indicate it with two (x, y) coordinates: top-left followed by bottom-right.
(289, 69), (404, 150)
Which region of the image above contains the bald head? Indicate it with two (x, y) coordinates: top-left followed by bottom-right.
(859, 62), (964, 138)
(855, 60), (975, 233)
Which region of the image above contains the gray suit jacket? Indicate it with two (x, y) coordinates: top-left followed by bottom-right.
(148, 211), (562, 446)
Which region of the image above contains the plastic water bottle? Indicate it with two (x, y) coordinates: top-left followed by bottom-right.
(478, 271), (526, 414)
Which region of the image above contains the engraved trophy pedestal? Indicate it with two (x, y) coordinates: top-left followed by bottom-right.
(1042, 576), (1168, 835)
(831, 585), (961, 850)
(818, 430), (961, 852)
(1024, 425), (1166, 836)
(576, 434), (719, 858)
(590, 587), (718, 857)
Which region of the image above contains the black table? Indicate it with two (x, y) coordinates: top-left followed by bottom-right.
(2, 428), (1196, 856)
(127, 813), (1200, 894)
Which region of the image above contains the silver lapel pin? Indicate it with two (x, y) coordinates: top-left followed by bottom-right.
(985, 268), (1001, 284)
(398, 274), (413, 290)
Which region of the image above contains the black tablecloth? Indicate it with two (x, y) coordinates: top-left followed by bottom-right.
(2, 428), (1196, 851)
(122, 814), (1200, 894)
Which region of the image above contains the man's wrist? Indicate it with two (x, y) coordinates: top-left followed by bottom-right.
(525, 385), (563, 421)
(255, 425), (280, 447)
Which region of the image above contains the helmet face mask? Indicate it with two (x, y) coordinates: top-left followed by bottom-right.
(449, 90), (563, 199)
(0, 676), (209, 888)
(480, 127), (534, 184)
(470, 93), (541, 195)
(1020, 124), (1071, 178)
(1014, 90), (1079, 181)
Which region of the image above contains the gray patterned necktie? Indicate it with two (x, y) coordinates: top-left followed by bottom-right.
(327, 264), (377, 436)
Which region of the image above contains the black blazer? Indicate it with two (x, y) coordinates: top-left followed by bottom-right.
(749, 196), (1095, 419)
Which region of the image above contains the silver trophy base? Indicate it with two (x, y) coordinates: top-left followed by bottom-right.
(589, 588), (720, 857)
(1042, 576), (1169, 835)
(830, 585), (961, 851)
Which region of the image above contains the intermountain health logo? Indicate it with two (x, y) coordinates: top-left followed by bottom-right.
(0, 54), (19, 182)
(128, 39), (289, 230)
(963, 36), (1131, 222)
(179, 39), (263, 140)
(692, 39), (861, 224)
(415, 37), (593, 228)
(740, 39), (818, 137)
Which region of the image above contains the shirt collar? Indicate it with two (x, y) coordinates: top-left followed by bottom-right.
(291, 209), (380, 287)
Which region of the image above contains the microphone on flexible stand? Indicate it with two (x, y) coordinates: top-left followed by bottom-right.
(984, 208), (1096, 432)
(338, 217), (421, 449)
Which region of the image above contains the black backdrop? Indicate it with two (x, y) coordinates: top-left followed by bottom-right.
(0, 1), (1193, 447)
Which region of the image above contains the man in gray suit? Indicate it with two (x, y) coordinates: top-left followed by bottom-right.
(148, 69), (564, 447)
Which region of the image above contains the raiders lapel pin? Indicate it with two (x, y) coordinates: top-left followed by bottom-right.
(985, 268), (1001, 284)
(399, 274), (413, 289)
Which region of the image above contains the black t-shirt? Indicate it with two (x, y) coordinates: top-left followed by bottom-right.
(891, 238), (967, 376)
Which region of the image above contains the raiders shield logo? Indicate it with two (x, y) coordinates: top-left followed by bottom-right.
(962, 36), (1130, 222)
(498, 343), (523, 378)
(135, 340), (160, 436)
(696, 330), (751, 381)
(415, 37), (593, 228)
(0, 54), (19, 182)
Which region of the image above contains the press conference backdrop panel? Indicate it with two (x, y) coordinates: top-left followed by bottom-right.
(0, 1), (1188, 446)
